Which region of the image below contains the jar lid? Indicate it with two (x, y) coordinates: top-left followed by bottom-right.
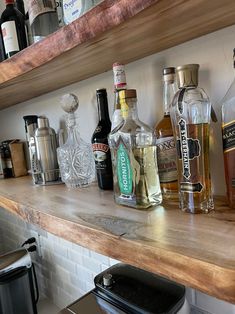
(176, 64), (199, 88)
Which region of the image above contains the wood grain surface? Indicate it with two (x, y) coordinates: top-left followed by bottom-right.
(0, 176), (234, 303)
(0, 0), (235, 108)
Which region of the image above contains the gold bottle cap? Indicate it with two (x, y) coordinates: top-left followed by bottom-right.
(119, 89), (137, 100)
(176, 64), (199, 88)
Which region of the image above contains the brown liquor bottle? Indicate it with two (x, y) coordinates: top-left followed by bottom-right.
(155, 67), (178, 199)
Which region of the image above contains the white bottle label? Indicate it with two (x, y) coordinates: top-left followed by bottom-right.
(63, 0), (83, 25)
(113, 64), (126, 88)
(1, 21), (20, 54)
(27, 0), (56, 25)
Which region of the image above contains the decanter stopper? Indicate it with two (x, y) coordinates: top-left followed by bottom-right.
(57, 93), (96, 188)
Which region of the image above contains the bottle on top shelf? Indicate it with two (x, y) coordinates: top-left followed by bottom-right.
(109, 89), (162, 209)
(111, 62), (127, 130)
(92, 88), (113, 190)
(170, 64), (214, 214)
(62, 0), (93, 25)
(0, 0), (27, 58)
(155, 67), (178, 199)
(222, 49), (235, 208)
(27, 0), (59, 43)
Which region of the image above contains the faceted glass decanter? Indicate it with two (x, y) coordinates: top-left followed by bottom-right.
(57, 94), (96, 188)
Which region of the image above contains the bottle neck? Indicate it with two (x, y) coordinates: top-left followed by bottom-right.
(97, 93), (111, 123)
(121, 98), (138, 120)
(163, 79), (176, 115)
(114, 87), (126, 110)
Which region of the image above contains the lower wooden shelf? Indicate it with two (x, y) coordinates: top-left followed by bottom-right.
(0, 176), (234, 303)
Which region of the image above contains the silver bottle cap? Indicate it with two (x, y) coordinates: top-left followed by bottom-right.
(176, 64), (199, 88)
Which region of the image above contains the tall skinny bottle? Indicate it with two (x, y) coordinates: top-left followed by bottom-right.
(109, 89), (162, 209)
(111, 63), (127, 130)
(92, 88), (113, 190)
(155, 67), (178, 199)
(170, 64), (213, 213)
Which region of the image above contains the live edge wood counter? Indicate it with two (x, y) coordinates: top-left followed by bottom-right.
(0, 177), (234, 303)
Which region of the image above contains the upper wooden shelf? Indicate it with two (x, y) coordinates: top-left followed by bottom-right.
(0, 176), (235, 304)
(0, 0), (235, 109)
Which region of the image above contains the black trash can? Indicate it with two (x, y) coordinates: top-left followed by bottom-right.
(0, 248), (38, 314)
(60, 263), (189, 314)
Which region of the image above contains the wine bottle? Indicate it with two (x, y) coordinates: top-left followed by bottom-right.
(0, 0), (27, 58)
(28, 0), (59, 43)
(92, 88), (113, 190)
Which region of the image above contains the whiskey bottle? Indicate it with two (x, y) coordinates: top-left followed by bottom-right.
(111, 63), (127, 130)
(109, 89), (162, 209)
(92, 88), (113, 190)
(155, 67), (178, 199)
(170, 64), (214, 213)
(222, 49), (235, 208)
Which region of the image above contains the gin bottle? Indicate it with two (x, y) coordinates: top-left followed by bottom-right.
(109, 89), (162, 209)
(222, 49), (235, 208)
(57, 94), (96, 188)
(155, 67), (178, 199)
(170, 64), (213, 213)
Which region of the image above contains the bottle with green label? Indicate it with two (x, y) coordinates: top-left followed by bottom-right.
(108, 89), (162, 209)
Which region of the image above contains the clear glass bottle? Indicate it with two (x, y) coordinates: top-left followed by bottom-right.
(155, 67), (178, 199)
(57, 94), (96, 188)
(109, 89), (162, 209)
(111, 62), (127, 130)
(222, 49), (235, 208)
(170, 64), (213, 213)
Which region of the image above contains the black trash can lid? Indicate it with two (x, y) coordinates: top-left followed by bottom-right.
(94, 263), (185, 314)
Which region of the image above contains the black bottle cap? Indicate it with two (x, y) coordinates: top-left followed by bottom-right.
(96, 88), (107, 95)
(23, 115), (38, 126)
(163, 67), (175, 75)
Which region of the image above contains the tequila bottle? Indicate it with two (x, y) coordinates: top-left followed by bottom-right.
(155, 67), (178, 199)
(170, 64), (214, 213)
(109, 89), (162, 209)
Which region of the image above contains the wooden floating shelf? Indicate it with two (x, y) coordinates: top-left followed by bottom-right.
(0, 176), (235, 304)
(0, 0), (235, 109)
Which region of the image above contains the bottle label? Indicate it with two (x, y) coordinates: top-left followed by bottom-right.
(222, 120), (235, 153)
(113, 64), (126, 88)
(117, 143), (133, 195)
(63, 0), (83, 24)
(92, 143), (109, 170)
(120, 99), (129, 119)
(28, 0), (56, 25)
(1, 21), (19, 54)
(156, 136), (178, 183)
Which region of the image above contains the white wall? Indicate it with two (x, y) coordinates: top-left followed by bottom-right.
(0, 25), (235, 195)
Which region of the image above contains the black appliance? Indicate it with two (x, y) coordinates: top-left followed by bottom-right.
(0, 248), (38, 314)
(60, 263), (187, 314)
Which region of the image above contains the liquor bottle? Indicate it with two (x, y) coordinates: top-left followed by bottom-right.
(92, 88), (113, 190)
(170, 64), (214, 213)
(57, 93), (96, 188)
(222, 49), (235, 208)
(111, 62), (127, 130)
(155, 67), (178, 199)
(0, 0), (27, 58)
(62, 0), (93, 25)
(28, 0), (59, 43)
(109, 89), (162, 209)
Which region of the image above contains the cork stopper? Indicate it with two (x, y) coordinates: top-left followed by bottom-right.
(119, 89), (137, 100)
(176, 64), (199, 88)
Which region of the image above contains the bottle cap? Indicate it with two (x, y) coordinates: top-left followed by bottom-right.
(5, 0), (14, 4)
(163, 67), (175, 75)
(96, 88), (107, 95)
(23, 115), (38, 126)
(176, 64), (199, 88)
(37, 116), (49, 128)
(163, 67), (175, 82)
(119, 89), (137, 100)
(113, 63), (127, 89)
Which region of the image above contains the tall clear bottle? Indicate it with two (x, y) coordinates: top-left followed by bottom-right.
(111, 63), (127, 130)
(155, 67), (178, 199)
(28, 0), (59, 43)
(109, 89), (162, 209)
(222, 49), (235, 208)
(170, 64), (213, 213)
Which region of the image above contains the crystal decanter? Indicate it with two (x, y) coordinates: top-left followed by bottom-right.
(57, 93), (96, 188)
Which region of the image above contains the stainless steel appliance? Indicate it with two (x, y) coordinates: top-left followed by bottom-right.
(60, 263), (189, 314)
(0, 248), (38, 314)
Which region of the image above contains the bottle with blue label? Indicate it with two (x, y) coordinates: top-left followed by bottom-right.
(109, 89), (162, 209)
(62, 0), (94, 25)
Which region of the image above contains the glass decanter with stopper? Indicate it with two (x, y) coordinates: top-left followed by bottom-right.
(170, 64), (214, 213)
(57, 93), (96, 188)
(155, 67), (178, 199)
(222, 49), (235, 208)
(109, 89), (162, 209)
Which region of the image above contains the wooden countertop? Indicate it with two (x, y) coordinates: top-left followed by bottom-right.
(0, 176), (234, 303)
